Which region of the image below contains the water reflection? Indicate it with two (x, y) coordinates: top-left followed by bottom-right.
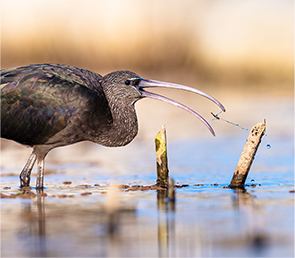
(157, 190), (168, 257)
(232, 189), (268, 253)
(18, 196), (47, 257)
(1, 181), (292, 257)
(14, 191), (139, 257)
(157, 187), (176, 257)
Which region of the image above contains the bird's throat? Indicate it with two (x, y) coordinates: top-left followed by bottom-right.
(97, 103), (139, 147)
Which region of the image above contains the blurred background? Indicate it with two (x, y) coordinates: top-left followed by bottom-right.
(1, 0), (294, 165)
(1, 0), (293, 139)
(1, 0), (294, 151)
(1, 0), (293, 81)
(1, 0), (293, 83)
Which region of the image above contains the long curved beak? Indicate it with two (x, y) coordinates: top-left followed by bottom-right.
(138, 79), (226, 136)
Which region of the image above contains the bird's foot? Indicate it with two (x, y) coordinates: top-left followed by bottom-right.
(19, 186), (35, 195)
(36, 187), (44, 194)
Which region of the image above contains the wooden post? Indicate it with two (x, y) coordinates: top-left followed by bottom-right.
(155, 125), (169, 187)
(230, 122), (266, 188)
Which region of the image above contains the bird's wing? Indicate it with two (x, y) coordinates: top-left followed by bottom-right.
(1, 64), (102, 91)
(1, 64), (104, 146)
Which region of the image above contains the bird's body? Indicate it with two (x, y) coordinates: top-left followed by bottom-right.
(1, 64), (138, 150)
(1, 63), (225, 191)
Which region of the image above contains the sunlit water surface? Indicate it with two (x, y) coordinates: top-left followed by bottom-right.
(1, 95), (294, 257)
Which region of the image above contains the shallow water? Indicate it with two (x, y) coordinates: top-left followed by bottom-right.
(1, 94), (294, 257)
(1, 133), (294, 257)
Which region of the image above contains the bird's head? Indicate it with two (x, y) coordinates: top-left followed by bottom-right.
(101, 70), (226, 136)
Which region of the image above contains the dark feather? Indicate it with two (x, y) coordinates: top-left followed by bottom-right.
(1, 63), (226, 191)
(1, 64), (111, 146)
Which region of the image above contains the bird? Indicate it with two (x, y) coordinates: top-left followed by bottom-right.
(1, 63), (225, 192)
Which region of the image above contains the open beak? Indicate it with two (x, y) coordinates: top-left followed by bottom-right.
(138, 79), (226, 136)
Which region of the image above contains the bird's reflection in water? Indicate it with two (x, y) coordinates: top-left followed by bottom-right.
(18, 195), (47, 257)
(14, 188), (178, 257)
(16, 190), (137, 258)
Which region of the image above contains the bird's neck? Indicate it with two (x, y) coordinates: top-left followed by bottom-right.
(97, 101), (138, 147)
(94, 82), (139, 147)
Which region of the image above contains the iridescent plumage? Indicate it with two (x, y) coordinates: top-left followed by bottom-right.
(1, 63), (225, 191)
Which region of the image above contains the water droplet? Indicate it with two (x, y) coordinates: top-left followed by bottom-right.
(251, 178), (255, 182)
(267, 144), (271, 149)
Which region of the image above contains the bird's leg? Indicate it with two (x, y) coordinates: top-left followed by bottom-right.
(20, 151), (37, 188)
(36, 159), (45, 193)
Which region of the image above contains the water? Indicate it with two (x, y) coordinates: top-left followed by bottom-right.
(1, 132), (294, 257)
(1, 94), (294, 257)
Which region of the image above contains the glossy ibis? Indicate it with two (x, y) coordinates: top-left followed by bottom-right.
(1, 64), (225, 191)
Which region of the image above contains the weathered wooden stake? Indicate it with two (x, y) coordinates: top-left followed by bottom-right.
(155, 125), (169, 187)
(230, 122), (266, 188)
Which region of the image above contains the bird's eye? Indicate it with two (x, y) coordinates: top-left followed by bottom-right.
(125, 80), (131, 85)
